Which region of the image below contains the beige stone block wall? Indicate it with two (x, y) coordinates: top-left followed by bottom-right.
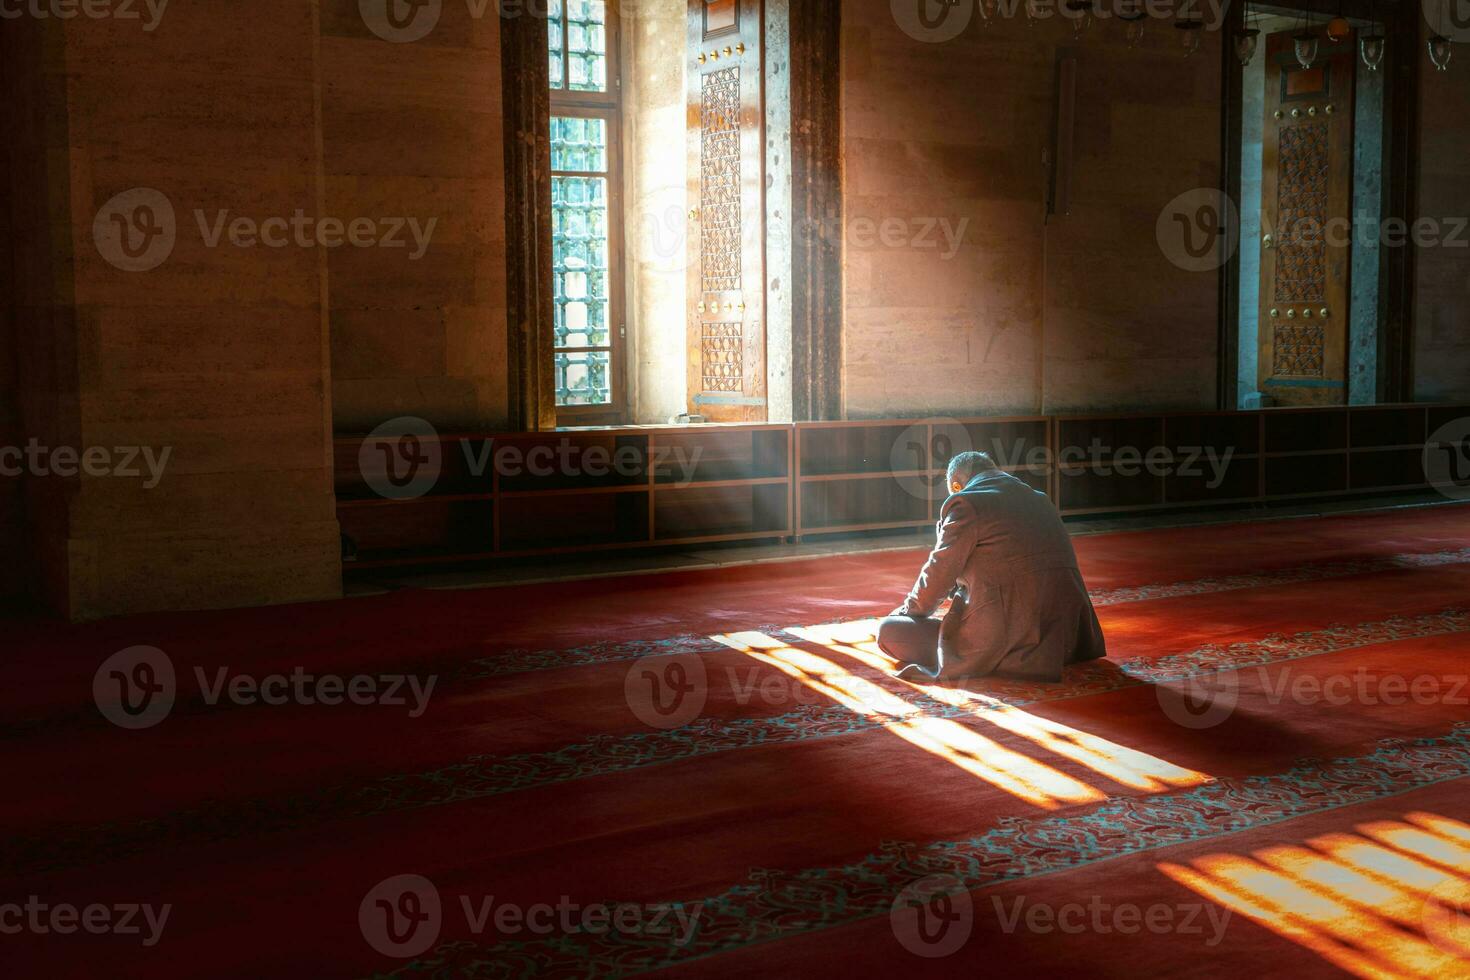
(45, 1), (339, 618)
(623, 0), (690, 424)
(1414, 22), (1470, 403)
(841, 6), (1221, 417)
(320, 0), (511, 433)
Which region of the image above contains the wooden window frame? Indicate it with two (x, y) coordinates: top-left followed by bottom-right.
(551, 2), (627, 426)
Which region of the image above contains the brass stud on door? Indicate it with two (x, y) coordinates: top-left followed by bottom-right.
(1320, 308), (1329, 318)
(1287, 309), (1297, 319)
(1274, 109), (1284, 120)
(1308, 105), (1318, 117)
(1303, 308), (1314, 318)
(1291, 107), (1301, 119)
(1270, 308), (1280, 318)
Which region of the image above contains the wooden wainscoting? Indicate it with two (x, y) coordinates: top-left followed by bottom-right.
(335, 405), (1468, 569)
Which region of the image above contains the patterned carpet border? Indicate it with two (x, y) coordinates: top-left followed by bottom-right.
(8, 608), (1467, 878)
(380, 723), (1470, 978)
(6, 547), (1467, 739)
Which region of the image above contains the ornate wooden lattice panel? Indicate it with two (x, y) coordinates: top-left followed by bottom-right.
(700, 321), (743, 391)
(700, 67), (742, 293)
(1272, 322), (1327, 377)
(1273, 123), (1330, 304)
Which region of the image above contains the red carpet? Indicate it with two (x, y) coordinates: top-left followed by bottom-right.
(6, 505), (1470, 978)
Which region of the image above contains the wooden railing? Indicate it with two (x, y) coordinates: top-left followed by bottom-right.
(335, 404), (1470, 569)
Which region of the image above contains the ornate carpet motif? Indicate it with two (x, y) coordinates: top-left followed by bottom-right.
(9, 608), (1467, 878)
(384, 725), (1470, 978)
(1087, 547), (1470, 607)
(9, 547), (1467, 740)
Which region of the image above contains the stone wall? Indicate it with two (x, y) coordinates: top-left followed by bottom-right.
(841, 5), (1222, 417)
(1414, 24), (1470, 403)
(320, 0), (511, 433)
(7, 2), (341, 618)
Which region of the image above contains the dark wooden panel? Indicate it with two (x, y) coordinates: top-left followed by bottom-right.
(655, 483), (788, 539)
(1057, 417), (1164, 461)
(1349, 448), (1429, 491)
(1264, 409), (1348, 454)
(1350, 406), (1426, 449)
(496, 433), (650, 493)
(1058, 469), (1163, 512)
(340, 500), (493, 562)
(1265, 453), (1348, 495)
(1165, 414), (1261, 457)
(799, 424), (916, 476)
(799, 476), (927, 530)
(1166, 458), (1261, 504)
(500, 491), (650, 550)
(655, 429), (788, 484)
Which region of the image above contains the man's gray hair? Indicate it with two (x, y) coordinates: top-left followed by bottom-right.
(946, 450), (999, 489)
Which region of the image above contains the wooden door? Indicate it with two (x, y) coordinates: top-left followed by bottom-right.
(687, 0), (766, 422)
(1258, 29), (1356, 407)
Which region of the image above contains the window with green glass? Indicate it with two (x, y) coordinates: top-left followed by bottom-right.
(549, 2), (620, 417)
(551, 117), (611, 406)
(548, 0), (609, 95)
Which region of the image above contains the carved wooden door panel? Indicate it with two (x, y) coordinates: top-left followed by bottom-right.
(687, 0), (765, 422)
(1258, 29), (1356, 407)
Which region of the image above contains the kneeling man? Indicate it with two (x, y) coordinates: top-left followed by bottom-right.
(878, 451), (1105, 682)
